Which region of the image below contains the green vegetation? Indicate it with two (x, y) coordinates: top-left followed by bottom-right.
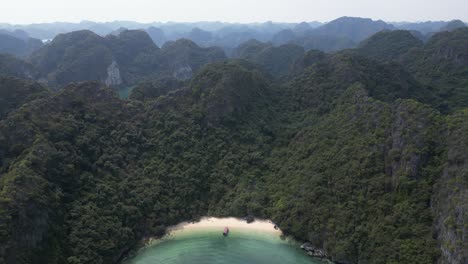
(357, 30), (423, 62)
(270, 17), (395, 53)
(0, 76), (49, 119)
(0, 54), (38, 80)
(233, 41), (305, 79)
(0, 26), (467, 264)
(403, 28), (468, 112)
(296, 34), (356, 52)
(356, 28), (468, 113)
(28, 30), (226, 88)
(0, 33), (43, 58)
(439, 20), (467, 32)
(312, 17), (394, 43)
(129, 78), (184, 101)
(432, 109), (468, 264)
(29, 30), (114, 87)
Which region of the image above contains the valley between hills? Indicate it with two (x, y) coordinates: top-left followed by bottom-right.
(0, 17), (467, 264)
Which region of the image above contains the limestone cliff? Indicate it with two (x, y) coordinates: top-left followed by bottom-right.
(104, 61), (123, 86)
(433, 110), (468, 264)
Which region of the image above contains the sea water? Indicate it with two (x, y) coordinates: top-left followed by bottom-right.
(124, 229), (325, 264)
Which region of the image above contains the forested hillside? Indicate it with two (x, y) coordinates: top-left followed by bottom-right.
(0, 23), (467, 264)
(357, 28), (468, 112)
(29, 30), (226, 88)
(0, 33), (43, 58)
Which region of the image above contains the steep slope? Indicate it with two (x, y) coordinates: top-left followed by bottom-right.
(129, 77), (185, 101)
(313, 17), (395, 43)
(271, 29), (296, 45)
(288, 51), (434, 111)
(0, 77), (49, 119)
(269, 16), (392, 52)
(0, 54), (38, 79)
(262, 85), (443, 264)
(432, 110), (468, 264)
(160, 39), (226, 80)
(293, 22), (313, 35)
(0, 29), (30, 40)
(29, 30), (114, 87)
(402, 28), (468, 112)
(0, 33), (43, 58)
(232, 39), (271, 59)
(190, 61), (270, 123)
(145, 27), (166, 47)
(233, 40), (304, 79)
(187, 28), (213, 46)
(349, 28), (468, 113)
(105, 30), (162, 85)
(439, 20), (467, 32)
(395, 21), (447, 35)
(271, 29), (356, 52)
(0, 24), (467, 264)
(29, 30), (227, 88)
(0, 62), (272, 264)
(0, 82), (133, 264)
(357, 30), (423, 62)
(296, 34), (355, 52)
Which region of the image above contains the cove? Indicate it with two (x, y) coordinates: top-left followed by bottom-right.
(124, 217), (326, 264)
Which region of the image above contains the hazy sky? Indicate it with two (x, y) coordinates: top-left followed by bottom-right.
(2, 0), (467, 24)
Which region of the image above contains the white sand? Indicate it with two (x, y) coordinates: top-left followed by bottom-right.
(165, 217), (282, 237)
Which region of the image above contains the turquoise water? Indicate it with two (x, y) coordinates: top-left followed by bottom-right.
(117, 86), (135, 99)
(125, 229), (324, 264)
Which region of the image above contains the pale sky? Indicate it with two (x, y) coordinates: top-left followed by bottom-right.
(2, 0), (467, 24)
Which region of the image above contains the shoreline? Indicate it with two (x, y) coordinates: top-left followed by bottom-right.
(128, 217), (332, 263)
(146, 217), (283, 245)
(169, 217), (282, 234)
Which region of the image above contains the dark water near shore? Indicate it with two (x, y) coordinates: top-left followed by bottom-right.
(124, 229), (325, 264)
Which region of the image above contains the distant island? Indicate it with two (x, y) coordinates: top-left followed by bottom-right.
(0, 16), (467, 264)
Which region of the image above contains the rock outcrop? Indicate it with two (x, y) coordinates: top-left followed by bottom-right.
(104, 61), (123, 86)
(386, 100), (442, 186)
(432, 110), (468, 264)
(172, 65), (193, 80)
(300, 242), (327, 259)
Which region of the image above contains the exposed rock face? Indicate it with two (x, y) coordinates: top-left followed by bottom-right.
(29, 30), (113, 88)
(28, 31), (227, 89)
(104, 61), (122, 86)
(433, 110), (468, 264)
(300, 242), (327, 259)
(172, 65), (193, 80)
(244, 215), (255, 223)
(386, 100), (441, 186)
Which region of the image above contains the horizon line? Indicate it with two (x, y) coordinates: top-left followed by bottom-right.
(0, 17), (466, 27)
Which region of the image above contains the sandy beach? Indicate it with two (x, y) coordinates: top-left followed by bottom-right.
(165, 217), (283, 237)
(128, 217), (323, 264)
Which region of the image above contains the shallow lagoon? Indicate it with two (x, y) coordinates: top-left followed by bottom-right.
(125, 228), (325, 264)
